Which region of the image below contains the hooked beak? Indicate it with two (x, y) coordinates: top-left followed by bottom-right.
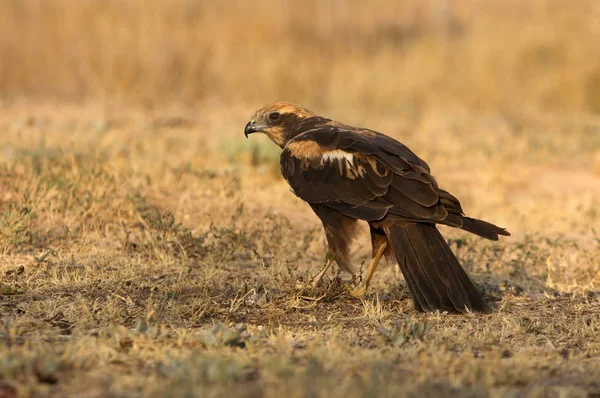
(244, 120), (259, 138)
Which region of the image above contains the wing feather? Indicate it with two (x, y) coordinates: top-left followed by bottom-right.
(389, 175), (439, 207)
(281, 119), (469, 226)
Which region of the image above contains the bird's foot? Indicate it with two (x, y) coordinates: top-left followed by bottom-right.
(294, 280), (311, 291)
(292, 275), (322, 291)
(345, 275), (368, 298)
(305, 253), (335, 289)
(347, 283), (368, 299)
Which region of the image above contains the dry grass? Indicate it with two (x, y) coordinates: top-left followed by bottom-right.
(1, 1), (600, 397)
(0, 100), (598, 397)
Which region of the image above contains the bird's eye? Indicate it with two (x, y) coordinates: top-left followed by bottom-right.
(269, 112), (280, 121)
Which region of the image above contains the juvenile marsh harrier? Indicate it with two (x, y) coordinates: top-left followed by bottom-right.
(244, 102), (509, 313)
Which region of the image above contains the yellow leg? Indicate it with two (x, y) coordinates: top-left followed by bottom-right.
(311, 253), (335, 288)
(348, 241), (388, 298)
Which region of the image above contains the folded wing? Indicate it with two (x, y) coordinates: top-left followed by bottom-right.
(280, 120), (509, 240)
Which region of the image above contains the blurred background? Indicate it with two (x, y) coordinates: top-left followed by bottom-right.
(2, 3), (600, 396)
(0, 0), (599, 238)
(1, 2), (600, 394)
(1, 0), (599, 115)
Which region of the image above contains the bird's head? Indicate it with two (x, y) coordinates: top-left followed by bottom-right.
(244, 101), (315, 148)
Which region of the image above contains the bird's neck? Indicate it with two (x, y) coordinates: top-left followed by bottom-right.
(284, 116), (335, 146)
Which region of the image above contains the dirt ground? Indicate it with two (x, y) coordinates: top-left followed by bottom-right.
(1, 1), (600, 396)
(0, 100), (599, 397)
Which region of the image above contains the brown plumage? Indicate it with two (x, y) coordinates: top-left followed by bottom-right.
(244, 101), (510, 313)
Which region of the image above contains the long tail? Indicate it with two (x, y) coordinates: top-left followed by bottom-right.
(384, 223), (490, 313)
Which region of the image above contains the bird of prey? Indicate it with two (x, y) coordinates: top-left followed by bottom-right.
(244, 102), (509, 313)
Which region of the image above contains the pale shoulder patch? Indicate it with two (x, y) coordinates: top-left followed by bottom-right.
(285, 140), (323, 159)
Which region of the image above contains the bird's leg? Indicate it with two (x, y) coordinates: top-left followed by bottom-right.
(311, 252), (335, 288)
(348, 241), (388, 298)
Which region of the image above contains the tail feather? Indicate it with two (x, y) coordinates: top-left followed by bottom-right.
(459, 216), (510, 241)
(407, 226), (474, 311)
(392, 227), (457, 311)
(384, 223), (490, 313)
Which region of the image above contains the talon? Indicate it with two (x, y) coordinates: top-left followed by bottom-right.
(347, 284), (368, 299)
